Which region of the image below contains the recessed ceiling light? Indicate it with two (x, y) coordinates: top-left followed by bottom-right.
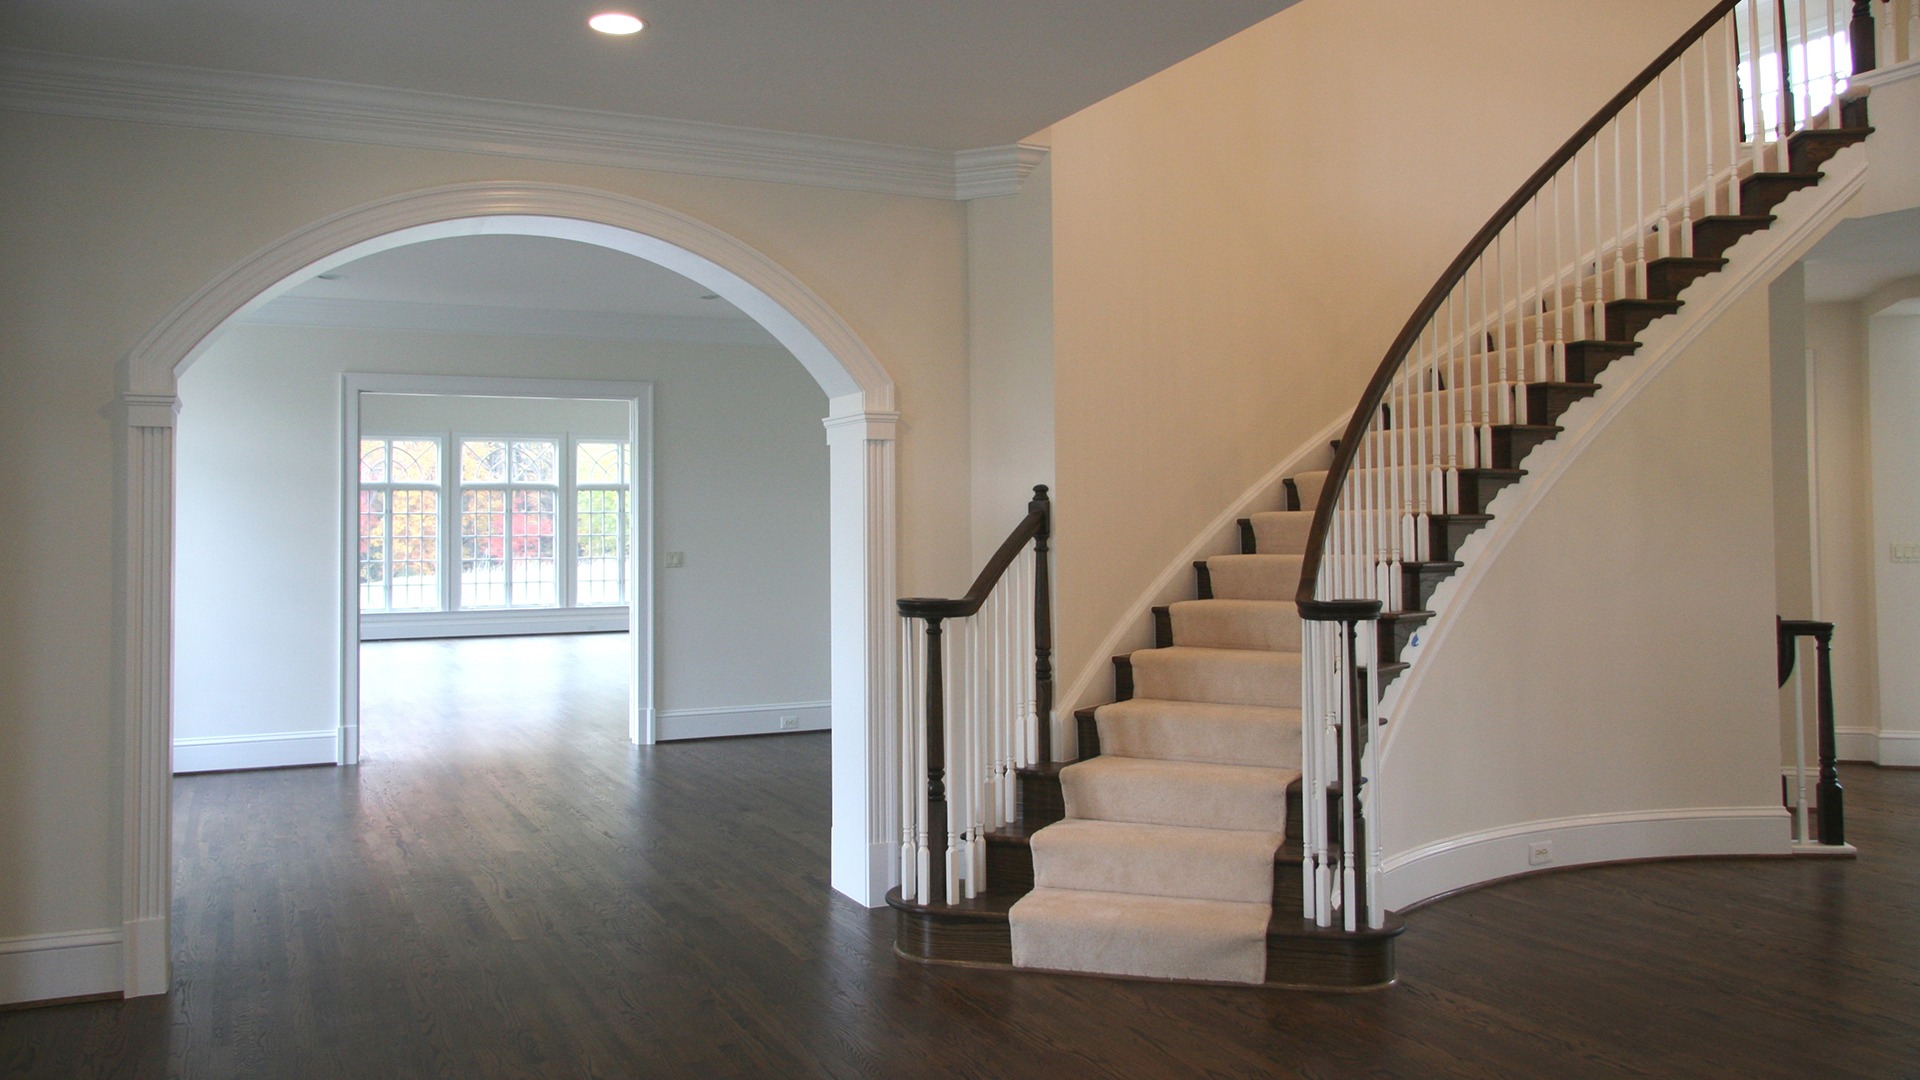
(589, 12), (644, 35)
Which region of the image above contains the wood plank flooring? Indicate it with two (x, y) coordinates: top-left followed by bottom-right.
(3, 633), (1917, 1078)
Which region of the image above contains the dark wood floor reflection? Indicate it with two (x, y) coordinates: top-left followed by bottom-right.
(3, 633), (1917, 1078)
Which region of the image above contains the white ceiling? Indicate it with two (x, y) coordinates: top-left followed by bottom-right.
(0, 0), (1298, 152)
(1804, 206), (1920, 307)
(244, 235), (777, 344)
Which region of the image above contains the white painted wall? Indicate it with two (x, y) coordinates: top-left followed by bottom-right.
(1867, 313), (1920, 766)
(0, 105), (968, 972)
(1046, 0), (1707, 707)
(173, 325), (831, 768)
(1800, 302), (1880, 760)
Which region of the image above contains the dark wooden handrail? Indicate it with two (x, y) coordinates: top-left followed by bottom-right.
(1296, 0), (1746, 617)
(898, 487), (1050, 620)
(896, 486), (1054, 904)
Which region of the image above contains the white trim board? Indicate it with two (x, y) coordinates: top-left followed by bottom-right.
(1873, 730), (1920, 766)
(0, 930), (124, 1007)
(360, 607), (629, 641)
(0, 48), (1045, 201)
(1382, 806), (1790, 912)
(172, 729), (338, 774)
(655, 701), (832, 741)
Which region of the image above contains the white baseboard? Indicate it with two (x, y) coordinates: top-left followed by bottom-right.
(1381, 806), (1790, 912)
(173, 728), (338, 773)
(1837, 726), (1880, 762)
(361, 606), (627, 640)
(655, 701), (830, 741)
(1879, 731), (1920, 767)
(0, 929), (123, 1006)
(1834, 727), (1920, 766)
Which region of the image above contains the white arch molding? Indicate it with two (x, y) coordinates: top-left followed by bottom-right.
(119, 183), (902, 997)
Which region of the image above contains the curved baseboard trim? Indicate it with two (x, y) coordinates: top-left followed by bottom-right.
(1380, 805), (1789, 912)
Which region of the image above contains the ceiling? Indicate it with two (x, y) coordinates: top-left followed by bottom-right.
(1803, 205), (1920, 313)
(0, 0), (1298, 152)
(243, 235), (776, 344)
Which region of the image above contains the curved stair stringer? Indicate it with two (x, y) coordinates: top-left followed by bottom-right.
(1369, 142), (1871, 911)
(1054, 412), (1349, 747)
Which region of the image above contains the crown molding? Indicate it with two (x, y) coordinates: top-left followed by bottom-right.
(236, 295), (781, 346)
(0, 48), (1047, 201)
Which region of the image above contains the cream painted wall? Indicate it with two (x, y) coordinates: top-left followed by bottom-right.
(175, 338), (830, 754)
(967, 151), (1056, 565)
(1046, 0), (1710, 702)
(1382, 289), (1785, 901)
(0, 109), (968, 946)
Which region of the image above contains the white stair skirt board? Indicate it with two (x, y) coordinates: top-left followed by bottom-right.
(0, 930), (124, 1007)
(654, 701), (831, 741)
(1380, 807), (1791, 912)
(173, 728), (337, 773)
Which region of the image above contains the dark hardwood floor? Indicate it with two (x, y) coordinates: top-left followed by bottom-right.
(3, 633), (1917, 1078)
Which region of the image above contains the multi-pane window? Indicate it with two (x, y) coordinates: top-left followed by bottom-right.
(575, 441), (631, 606)
(459, 439), (559, 609)
(357, 433), (630, 616)
(358, 438), (442, 611)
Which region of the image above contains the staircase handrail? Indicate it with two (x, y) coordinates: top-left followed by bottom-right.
(1289, 0), (1876, 934)
(895, 485), (1054, 906)
(1295, 0), (1746, 616)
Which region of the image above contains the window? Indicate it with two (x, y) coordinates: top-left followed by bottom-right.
(358, 438), (442, 611)
(357, 432), (630, 617)
(459, 438), (561, 608)
(575, 441), (631, 606)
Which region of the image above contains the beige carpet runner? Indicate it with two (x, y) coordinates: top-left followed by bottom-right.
(1008, 493), (1320, 984)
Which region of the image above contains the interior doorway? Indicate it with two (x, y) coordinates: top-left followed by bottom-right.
(121, 183), (906, 997)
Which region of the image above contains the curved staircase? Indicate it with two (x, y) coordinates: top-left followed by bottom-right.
(891, 0), (1879, 990)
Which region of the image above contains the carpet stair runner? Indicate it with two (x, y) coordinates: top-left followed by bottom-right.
(889, 119), (1872, 989)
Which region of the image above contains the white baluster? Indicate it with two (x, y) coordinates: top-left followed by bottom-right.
(1363, 619), (1384, 931)
(1728, 18), (1746, 216)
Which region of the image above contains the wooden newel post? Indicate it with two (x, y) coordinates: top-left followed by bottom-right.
(1030, 485), (1053, 765)
(1852, 0), (1878, 76)
(922, 616), (949, 904)
(1811, 623), (1845, 846)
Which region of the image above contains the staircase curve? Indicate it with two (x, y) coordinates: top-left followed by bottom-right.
(890, 0), (1882, 989)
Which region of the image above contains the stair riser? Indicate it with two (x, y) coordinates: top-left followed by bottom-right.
(1738, 172), (1820, 218)
(1403, 563), (1458, 610)
(1524, 384), (1598, 427)
(1455, 470), (1522, 516)
(1644, 257), (1727, 302)
(980, 834), (1315, 913)
(1426, 516), (1492, 563)
(1604, 300), (1680, 343)
(1562, 341), (1639, 383)
(1019, 760), (1335, 846)
(1692, 216), (1773, 261)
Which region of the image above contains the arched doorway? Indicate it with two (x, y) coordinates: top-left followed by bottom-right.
(118, 183), (901, 996)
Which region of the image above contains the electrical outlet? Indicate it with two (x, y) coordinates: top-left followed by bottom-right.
(1893, 542), (1920, 563)
(664, 551), (685, 568)
(778, 715), (799, 730)
(1527, 841), (1553, 867)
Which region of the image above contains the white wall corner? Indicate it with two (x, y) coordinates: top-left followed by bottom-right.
(0, 930), (125, 1007)
(1381, 807), (1791, 912)
(954, 143), (1051, 200)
